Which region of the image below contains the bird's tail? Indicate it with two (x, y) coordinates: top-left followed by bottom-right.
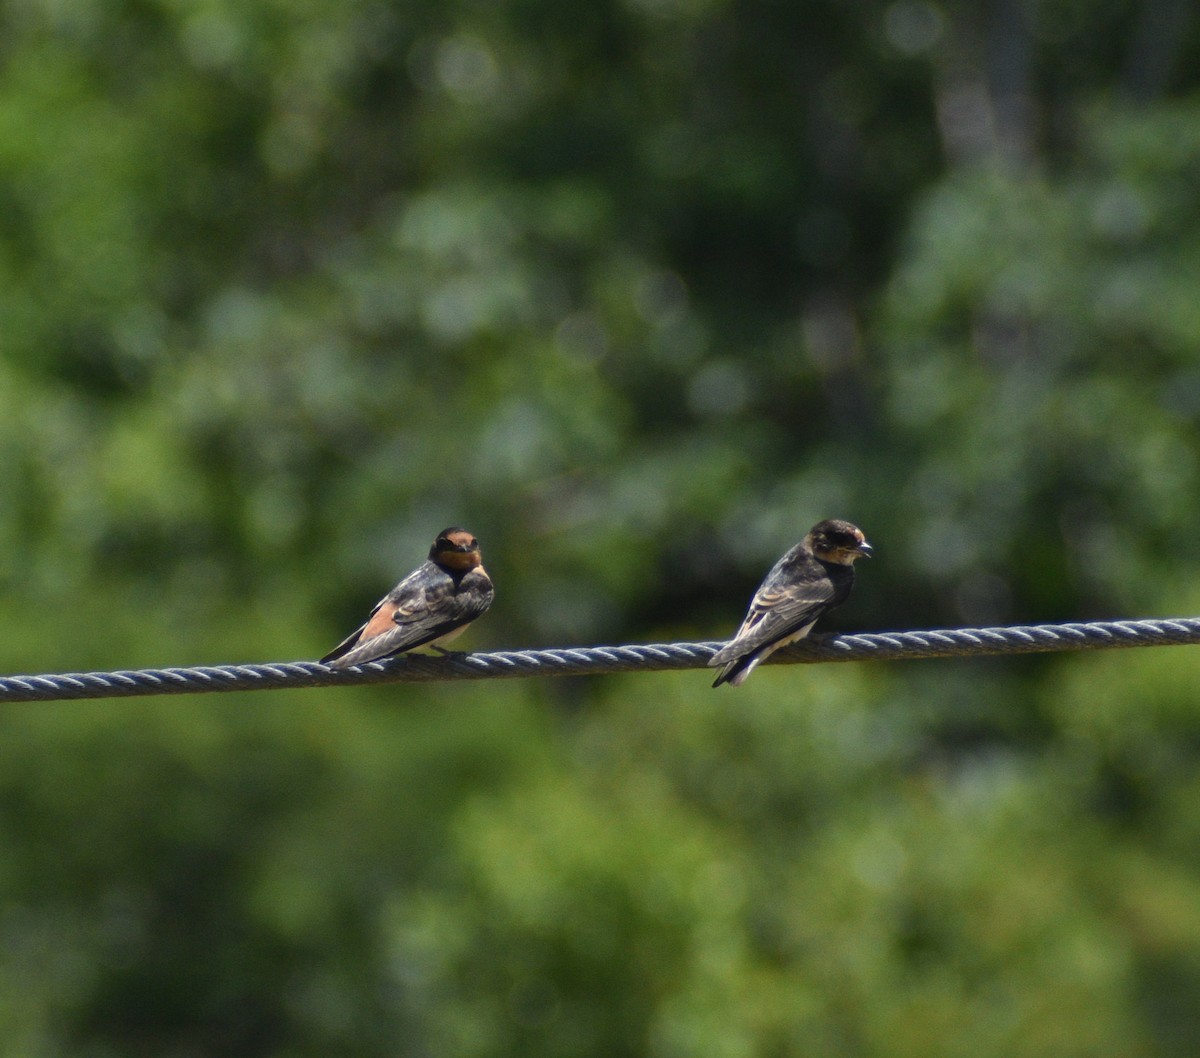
(711, 654), (758, 688)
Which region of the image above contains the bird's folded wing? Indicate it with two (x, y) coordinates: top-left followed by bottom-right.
(710, 580), (836, 664)
(332, 581), (493, 666)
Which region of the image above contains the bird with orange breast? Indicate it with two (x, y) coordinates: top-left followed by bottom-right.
(322, 527), (494, 669)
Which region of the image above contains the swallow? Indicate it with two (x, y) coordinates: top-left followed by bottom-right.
(321, 527), (494, 670)
(709, 519), (871, 687)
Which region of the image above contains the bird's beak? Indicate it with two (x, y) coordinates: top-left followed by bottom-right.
(857, 541), (873, 557)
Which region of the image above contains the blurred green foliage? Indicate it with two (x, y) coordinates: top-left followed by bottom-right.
(1, 0), (1200, 1053)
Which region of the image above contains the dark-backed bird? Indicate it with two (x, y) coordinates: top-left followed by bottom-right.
(709, 519), (871, 687)
(321, 527), (494, 670)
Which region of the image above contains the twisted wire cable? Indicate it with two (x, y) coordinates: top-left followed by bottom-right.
(0, 616), (1197, 702)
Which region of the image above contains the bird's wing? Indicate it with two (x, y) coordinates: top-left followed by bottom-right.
(323, 567), (493, 667)
(710, 575), (839, 666)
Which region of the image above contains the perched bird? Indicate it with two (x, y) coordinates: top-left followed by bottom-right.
(709, 519), (871, 687)
(321, 527), (494, 669)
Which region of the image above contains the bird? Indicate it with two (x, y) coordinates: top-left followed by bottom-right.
(709, 519), (871, 687)
(321, 527), (494, 669)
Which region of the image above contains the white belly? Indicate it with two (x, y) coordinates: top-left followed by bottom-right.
(425, 624), (468, 650)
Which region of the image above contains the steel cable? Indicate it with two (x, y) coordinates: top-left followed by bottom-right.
(0, 616), (1197, 702)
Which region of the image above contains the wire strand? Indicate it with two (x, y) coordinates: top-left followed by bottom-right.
(0, 616), (1197, 702)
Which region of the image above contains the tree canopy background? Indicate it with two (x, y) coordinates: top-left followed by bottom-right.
(2, 0), (1200, 1054)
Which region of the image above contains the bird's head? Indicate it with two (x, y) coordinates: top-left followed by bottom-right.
(431, 527), (484, 570)
(808, 519), (872, 565)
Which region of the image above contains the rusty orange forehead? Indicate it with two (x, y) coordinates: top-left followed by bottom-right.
(439, 530), (479, 550)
